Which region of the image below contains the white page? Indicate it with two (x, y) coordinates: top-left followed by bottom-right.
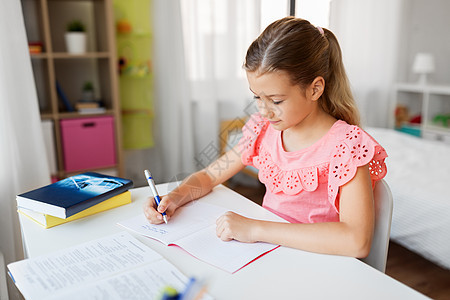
(175, 225), (278, 273)
(8, 232), (162, 300)
(118, 201), (279, 273)
(118, 201), (228, 244)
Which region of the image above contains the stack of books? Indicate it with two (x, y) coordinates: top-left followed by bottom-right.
(28, 42), (43, 54)
(75, 101), (106, 114)
(16, 172), (133, 228)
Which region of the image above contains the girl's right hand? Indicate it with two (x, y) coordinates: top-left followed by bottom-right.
(143, 194), (177, 224)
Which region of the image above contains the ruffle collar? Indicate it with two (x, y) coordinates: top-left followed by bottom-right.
(240, 114), (387, 200)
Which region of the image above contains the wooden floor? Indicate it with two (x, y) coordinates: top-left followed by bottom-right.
(386, 241), (450, 299)
(228, 181), (450, 299)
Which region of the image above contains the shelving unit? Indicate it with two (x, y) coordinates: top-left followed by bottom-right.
(114, 0), (154, 150)
(21, 0), (124, 179)
(392, 83), (450, 143)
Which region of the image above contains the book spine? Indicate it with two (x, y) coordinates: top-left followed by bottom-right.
(56, 81), (74, 112)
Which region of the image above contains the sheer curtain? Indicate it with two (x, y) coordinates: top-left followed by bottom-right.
(180, 0), (288, 169)
(151, 0), (196, 183)
(0, 1), (50, 298)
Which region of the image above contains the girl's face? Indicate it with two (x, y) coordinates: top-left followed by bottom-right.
(246, 70), (322, 132)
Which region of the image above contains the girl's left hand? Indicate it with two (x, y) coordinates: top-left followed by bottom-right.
(216, 211), (258, 243)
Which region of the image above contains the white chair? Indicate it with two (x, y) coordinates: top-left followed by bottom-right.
(361, 179), (393, 273)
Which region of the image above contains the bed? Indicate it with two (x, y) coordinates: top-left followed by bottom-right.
(366, 127), (450, 270)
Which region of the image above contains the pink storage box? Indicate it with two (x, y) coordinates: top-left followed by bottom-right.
(60, 116), (116, 172)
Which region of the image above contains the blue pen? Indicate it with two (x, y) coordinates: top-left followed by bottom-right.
(179, 277), (197, 300)
(144, 170), (168, 224)
(180, 277), (207, 300)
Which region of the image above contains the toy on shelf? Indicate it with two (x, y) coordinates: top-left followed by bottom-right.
(395, 105), (422, 128)
(117, 18), (132, 34)
(394, 105), (421, 137)
(395, 105), (410, 128)
(433, 114), (450, 128)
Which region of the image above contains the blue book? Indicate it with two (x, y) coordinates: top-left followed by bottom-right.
(56, 80), (75, 112)
(16, 172), (133, 219)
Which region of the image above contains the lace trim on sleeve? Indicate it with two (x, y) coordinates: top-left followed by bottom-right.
(238, 113), (269, 165)
(327, 126), (388, 212)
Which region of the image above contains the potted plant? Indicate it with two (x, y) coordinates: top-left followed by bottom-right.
(65, 20), (86, 54)
(81, 81), (95, 102)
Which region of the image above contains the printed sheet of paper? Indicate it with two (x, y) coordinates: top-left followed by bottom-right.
(118, 201), (279, 273)
(7, 232), (189, 300)
(46, 260), (191, 300)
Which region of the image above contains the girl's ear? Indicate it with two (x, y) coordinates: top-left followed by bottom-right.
(310, 76), (325, 101)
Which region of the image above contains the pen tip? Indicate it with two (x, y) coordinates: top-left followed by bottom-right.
(163, 215), (168, 224)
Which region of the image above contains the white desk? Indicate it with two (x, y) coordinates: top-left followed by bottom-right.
(18, 184), (428, 299)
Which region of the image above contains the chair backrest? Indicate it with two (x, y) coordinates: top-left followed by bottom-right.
(361, 179), (393, 273)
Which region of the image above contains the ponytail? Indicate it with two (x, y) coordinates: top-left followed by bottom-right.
(244, 17), (360, 126)
(321, 29), (360, 126)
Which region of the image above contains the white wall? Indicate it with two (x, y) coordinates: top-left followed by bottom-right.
(330, 0), (450, 128)
(329, 0), (403, 128)
(397, 0), (450, 84)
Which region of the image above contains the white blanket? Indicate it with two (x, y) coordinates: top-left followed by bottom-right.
(366, 127), (450, 270)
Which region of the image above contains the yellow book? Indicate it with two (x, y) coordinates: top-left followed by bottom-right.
(18, 191), (131, 229)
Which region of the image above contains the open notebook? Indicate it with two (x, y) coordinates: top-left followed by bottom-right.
(118, 192), (281, 273)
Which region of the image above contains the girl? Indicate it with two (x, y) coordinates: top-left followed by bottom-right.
(144, 17), (387, 258)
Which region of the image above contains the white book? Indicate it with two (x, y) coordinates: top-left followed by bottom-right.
(7, 232), (208, 300)
(118, 190), (280, 274)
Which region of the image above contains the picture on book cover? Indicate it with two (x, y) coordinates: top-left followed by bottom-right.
(62, 173), (127, 195)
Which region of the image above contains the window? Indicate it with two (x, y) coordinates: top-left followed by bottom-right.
(295, 0), (331, 28)
(180, 0), (289, 81)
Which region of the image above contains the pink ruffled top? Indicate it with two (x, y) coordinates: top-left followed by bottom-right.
(238, 113), (388, 224)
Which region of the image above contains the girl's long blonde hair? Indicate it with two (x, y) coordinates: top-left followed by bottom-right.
(243, 17), (360, 126)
